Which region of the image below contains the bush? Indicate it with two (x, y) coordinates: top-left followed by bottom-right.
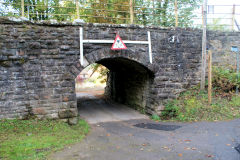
(161, 100), (179, 120)
(212, 67), (240, 93)
(159, 66), (240, 122)
(151, 114), (161, 121)
(160, 87), (240, 122)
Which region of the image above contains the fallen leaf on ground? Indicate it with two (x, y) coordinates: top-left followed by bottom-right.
(106, 133), (111, 137)
(178, 153), (183, 157)
(205, 154), (214, 158)
(226, 144), (231, 146)
(184, 140), (191, 142)
(162, 146), (171, 151)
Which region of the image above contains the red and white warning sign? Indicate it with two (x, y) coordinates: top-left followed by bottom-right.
(111, 34), (127, 50)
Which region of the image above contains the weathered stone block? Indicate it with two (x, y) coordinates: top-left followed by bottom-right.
(58, 109), (78, 119)
(68, 117), (78, 125)
(32, 108), (47, 115)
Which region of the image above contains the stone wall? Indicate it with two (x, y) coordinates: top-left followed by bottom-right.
(0, 17), (217, 120)
(208, 31), (240, 68)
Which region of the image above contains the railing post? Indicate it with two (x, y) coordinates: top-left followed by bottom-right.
(129, 0), (134, 24)
(232, 4), (235, 31)
(174, 0), (178, 27)
(21, 0), (24, 17)
(201, 0), (207, 90)
(76, 0), (80, 19)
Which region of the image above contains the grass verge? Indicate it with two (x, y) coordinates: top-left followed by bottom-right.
(0, 119), (89, 160)
(160, 87), (240, 122)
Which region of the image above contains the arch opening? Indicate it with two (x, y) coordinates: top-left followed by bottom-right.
(75, 57), (154, 123)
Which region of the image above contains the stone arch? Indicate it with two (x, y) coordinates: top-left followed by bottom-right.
(85, 48), (153, 71)
(69, 48), (156, 115)
(69, 47), (156, 77)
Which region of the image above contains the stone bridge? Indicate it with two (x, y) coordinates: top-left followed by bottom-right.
(0, 17), (239, 121)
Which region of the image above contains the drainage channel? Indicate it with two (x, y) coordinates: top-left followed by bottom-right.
(134, 123), (181, 131)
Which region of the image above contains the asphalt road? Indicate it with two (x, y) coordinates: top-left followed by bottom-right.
(77, 92), (148, 124)
(50, 94), (240, 160)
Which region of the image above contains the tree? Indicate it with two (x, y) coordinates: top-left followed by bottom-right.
(2, 0), (76, 21)
(134, 0), (202, 27)
(1, 0), (202, 27)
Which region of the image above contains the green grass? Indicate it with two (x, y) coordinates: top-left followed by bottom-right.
(161, 87), (240, 122)
(0, 119), (89, 160)
(151, 114), (161, 121)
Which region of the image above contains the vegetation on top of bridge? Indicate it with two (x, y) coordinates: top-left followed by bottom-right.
(0, 0), (202, 28)
(0, 0), (203, 26)
(1, 1), (238, 31)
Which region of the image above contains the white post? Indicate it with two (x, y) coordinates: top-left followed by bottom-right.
(148, 31), (152, 64)
(79, 27), (83, 65)
(201, 0), (207, 90)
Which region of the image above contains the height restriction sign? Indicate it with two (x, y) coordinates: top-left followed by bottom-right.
(111, 34), (127, 50)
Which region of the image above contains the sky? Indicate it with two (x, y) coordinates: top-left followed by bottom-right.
(205, 0), (240, 30)
(208, 0), (240, 5)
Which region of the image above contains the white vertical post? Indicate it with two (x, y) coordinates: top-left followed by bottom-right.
(201, 0), (207, 90)
(79, 27), (83, 65)
(148, 31), (152, 64)
(232, 4), (235, 31)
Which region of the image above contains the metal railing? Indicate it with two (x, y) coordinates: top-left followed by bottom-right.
(0, 0), (239, 31)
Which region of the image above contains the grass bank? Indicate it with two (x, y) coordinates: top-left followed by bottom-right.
(152, 66), (240, 122)
(0, 119), (89, 160)
(157, 87), (240, 122)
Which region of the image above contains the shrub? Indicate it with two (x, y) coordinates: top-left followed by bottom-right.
(212, 67), (240, 93)
(151, 114), (160, 121)
(161, 100), (179, 120)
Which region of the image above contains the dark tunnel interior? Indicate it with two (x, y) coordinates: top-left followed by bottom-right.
(96, 57), (154, 112)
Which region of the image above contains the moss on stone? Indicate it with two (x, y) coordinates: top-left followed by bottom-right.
(19, 58), (25, 64)
(0, 61), (11, 67)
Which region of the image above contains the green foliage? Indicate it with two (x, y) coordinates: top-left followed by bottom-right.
(1, 0), (202, 27)
(230, 95), (240, 107)
(160, 67), (240, 122)
(134, 0), (202, 27)
(89, 63), (109, 83)
(161, 100), (179, 119)
(161, 87), (240, 122)
(151, 114), (161, 121)
(212, 66), (240, 93)
(0, 119), (89, 160)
